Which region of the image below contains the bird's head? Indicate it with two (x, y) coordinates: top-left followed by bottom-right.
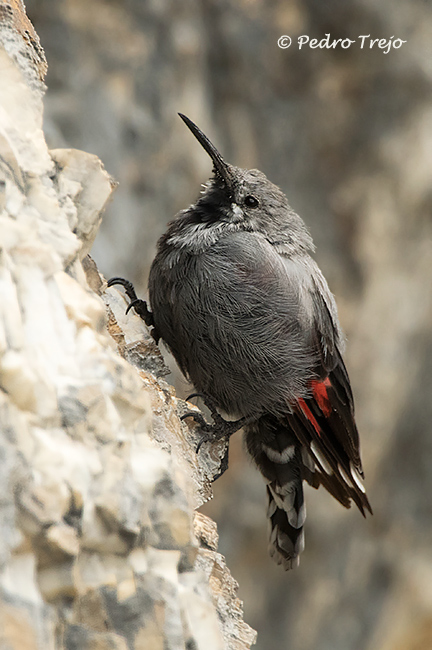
(167, 114), (313, 254)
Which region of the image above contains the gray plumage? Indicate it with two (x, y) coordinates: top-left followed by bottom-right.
(139, 115), (371, 569)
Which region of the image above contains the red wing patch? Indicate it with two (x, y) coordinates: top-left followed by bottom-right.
(287, 366), (372, 517)
(311, 377), (332, 417)
(298, 398), (321, 435)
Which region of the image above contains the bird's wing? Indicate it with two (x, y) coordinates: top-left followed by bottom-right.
(285, 266), (372, 515)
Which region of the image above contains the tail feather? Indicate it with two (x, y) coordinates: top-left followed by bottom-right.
(245, 415), (307, 570)
(267, 489), (305, 570)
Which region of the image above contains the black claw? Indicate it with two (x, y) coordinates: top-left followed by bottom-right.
(107, 277), (138, 300)
(107, 276), (155, 329)
(125, 298), (142, 315)
(196, 438), (206, 454)
(186, 392), (205, 402)
(180, 411), (207, 427)
(180, 410), (217, 453)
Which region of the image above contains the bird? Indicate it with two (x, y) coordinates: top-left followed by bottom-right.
(108, 113), (371, 570)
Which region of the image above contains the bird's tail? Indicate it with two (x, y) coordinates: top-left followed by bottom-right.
(245, 415), (307, 570)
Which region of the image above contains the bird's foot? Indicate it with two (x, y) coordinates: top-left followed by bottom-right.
(181, 406), (251, 453)
(107, 277), (159, 341)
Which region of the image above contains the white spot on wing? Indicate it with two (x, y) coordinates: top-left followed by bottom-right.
(350, 463), (366, 493)
(310, 441), (333, 474)
(338, 463), (354, 489)
(301, 447), (315, 472)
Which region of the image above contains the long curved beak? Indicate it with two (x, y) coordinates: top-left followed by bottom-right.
(178, 113), (233, 192)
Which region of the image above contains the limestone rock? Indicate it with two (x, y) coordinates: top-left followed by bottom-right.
(0, 3), (256, 649)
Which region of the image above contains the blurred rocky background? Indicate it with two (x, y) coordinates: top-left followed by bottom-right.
(24, 0), (432, 649)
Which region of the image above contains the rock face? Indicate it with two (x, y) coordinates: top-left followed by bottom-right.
(0, 3), (256, 649)
(9, 1), (432, 649)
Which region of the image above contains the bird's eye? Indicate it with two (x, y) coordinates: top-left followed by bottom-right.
(244, 195), (259, 208)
